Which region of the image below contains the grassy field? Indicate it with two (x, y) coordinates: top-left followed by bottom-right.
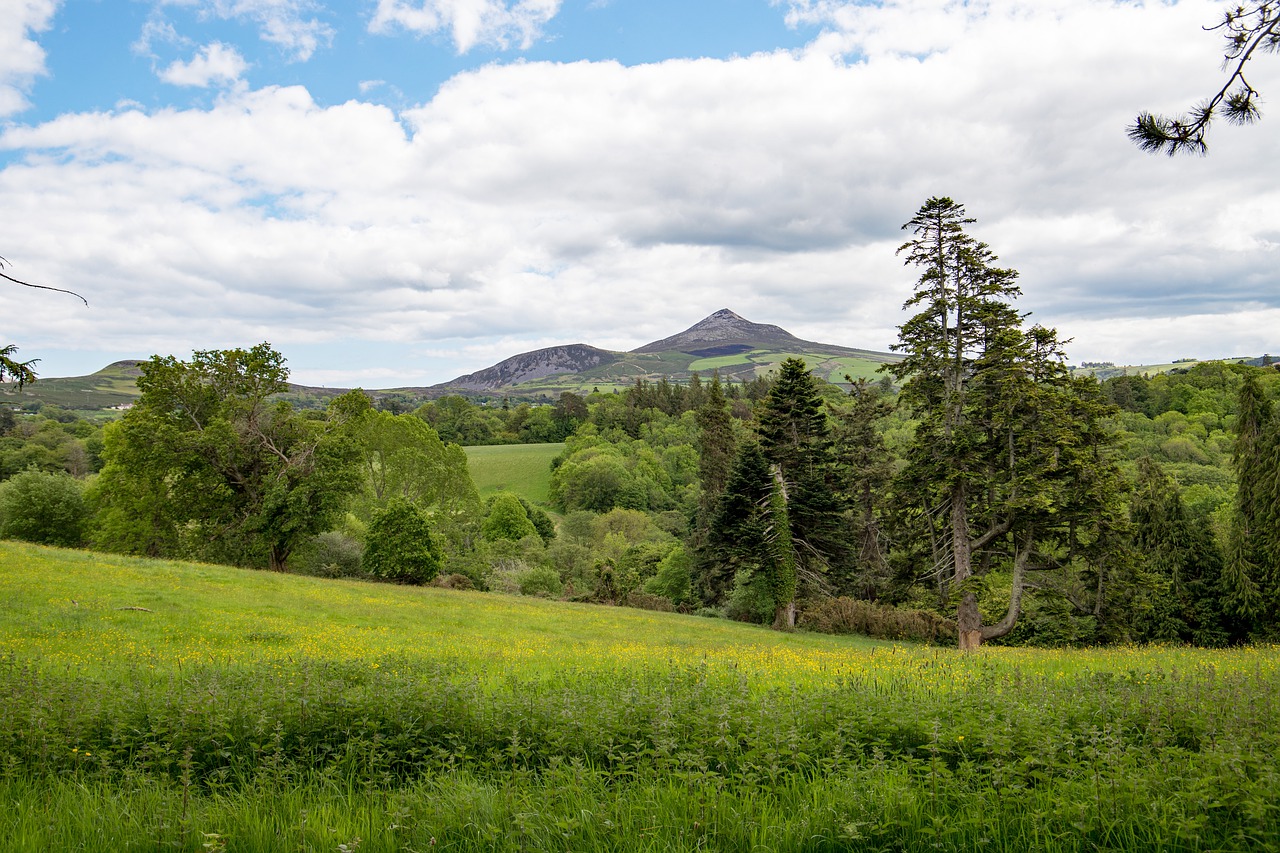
(463, 442), (562, 504)
(2, 541), (1279, 851)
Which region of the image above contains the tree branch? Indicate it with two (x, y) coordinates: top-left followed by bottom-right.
(0, 258), (89, 306)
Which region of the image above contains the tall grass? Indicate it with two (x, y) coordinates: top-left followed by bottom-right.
(2, 542), (1279, 850)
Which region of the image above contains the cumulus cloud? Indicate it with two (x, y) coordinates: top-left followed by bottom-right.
(159, 42), (249, 87)
(369, 0), (562, 53)
(2, 0), (1278, 385)
(0, 0), (58, 117)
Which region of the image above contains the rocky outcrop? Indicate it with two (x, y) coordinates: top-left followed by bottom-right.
(438, 344), (620, 392)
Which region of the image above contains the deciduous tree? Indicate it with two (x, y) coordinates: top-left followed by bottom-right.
(92, 344), (360, 570)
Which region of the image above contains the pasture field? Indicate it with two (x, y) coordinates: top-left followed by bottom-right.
(1, 542), (1279, 851)
(463, 442), (562, 504)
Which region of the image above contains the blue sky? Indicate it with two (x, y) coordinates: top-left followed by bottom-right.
(3, 0), (1279, 387)
(23, 1), (817, 124)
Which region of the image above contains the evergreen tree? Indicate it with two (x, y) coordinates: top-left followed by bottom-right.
(756, 358), (846, 592)
(829, 378), (895, 599)
(699, 441), (796, 628)
(1226, 371), (1279, 631)
(1129, 457), (1229, 645)
(889, 198), (1124, 648)
(694, 372), (736, 533)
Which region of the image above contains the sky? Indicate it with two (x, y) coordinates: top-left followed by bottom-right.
(2, 0), (1278, 388)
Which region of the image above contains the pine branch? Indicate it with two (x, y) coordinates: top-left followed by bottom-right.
(1130, 2), (1279, 154)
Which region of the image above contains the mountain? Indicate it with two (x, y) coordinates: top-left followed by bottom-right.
(631, 308), (807, 354)
(439, 344), (620, 392)
(430, 309), (900, 396)
(5, 310), (898, 409)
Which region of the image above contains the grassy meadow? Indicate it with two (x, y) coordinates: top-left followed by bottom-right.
(2, 541), (1279, 851)
(463, 443), (563, 504)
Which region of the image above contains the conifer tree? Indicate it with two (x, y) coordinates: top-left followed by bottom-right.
(889, 197), (1124, 648)
(756, 358), (846, 592)
(694, 372), (736, 531)
(1129, 457), (1229, 645)
(830, 378), (894, 599)
(1226, 371), (1279, 631)
(700, 441), (796, 628)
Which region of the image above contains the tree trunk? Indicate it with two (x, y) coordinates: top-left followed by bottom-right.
(979, 534), (1033, 643)
(772, 601), (796, 630)
(951, 484), (980, 648)
(957, 592), (983, 650)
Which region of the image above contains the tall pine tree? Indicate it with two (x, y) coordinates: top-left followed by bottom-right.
(756, 358), (847, 596)
(1225, 371), (1279, 633)
(889, 197), (1124, 648)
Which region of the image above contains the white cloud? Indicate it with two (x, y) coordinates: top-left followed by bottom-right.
(0, 0), (58, 117)
(369, 0), (562, 53)
(159, 42), (249, 87)
(155, 0), (334, 61)
(2, 0), (1279, 386)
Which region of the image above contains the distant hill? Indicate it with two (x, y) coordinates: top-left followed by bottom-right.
(0, 360), (143, 412)
(12, 311), (1268, 412)
(429, 308), (901, 396)
(442, 344), (620, 392)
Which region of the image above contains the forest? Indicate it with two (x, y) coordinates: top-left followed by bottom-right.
(2, 199), (1279, 649)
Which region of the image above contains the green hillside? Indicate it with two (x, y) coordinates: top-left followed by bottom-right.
(0, 541), (874, 682)
(3, 542), (1280, 851)
(464, 442), (562, 503)
(0, 360), (142, 414)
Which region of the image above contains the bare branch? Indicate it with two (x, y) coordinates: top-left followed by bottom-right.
(0, 256), (89, 306)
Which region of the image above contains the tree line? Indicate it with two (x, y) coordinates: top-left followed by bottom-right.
(3, 199), (1278, 647)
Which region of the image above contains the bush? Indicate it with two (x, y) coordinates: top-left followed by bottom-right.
(0, 468), (86, 547)
(363, 500), (442, 584)
(290, 531), (364, 578)
(483, 492), (538, 542)
(624, 591), (673, 612)
(644, 545), (692, 605)
(431, 573), (475, 591)
(799, 597), (957, 643)
(517, 565), (563, 598)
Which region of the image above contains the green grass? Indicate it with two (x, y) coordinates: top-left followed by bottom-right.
(464, 442), (562, 504)
(0, 541), (879, 683)
(3, 541), (1280, 851)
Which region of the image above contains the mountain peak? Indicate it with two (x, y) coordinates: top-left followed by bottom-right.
(631, 309), (803, 355)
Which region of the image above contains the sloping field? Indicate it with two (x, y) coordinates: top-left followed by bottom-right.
(2, 542), (1278, 852)
(0, 541), (878, 683)
(464, 442), (562, 504)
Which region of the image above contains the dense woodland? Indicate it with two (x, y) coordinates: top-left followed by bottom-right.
(3, 200), (1279, 648)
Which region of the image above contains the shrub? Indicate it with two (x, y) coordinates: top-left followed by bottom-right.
(290, 531), (364, 578)
(517, 565), (563, 598)
(482, 492), (538, 542)
(799, 597), (957, 643)
(431, 573), (475, 590)
(0, 468), (86, 547)
(624, 591), (673, 612)
(363, 499), (442, 584)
